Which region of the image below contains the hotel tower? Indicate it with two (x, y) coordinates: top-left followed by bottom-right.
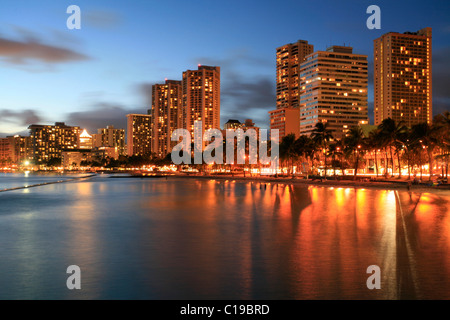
(126, 114), (152, 157)
(28, 122), (80, 164)
(182, 65), (220, 148)
(299, 46), (369, 139)
(269, 40), (314, 140)
(150, 80), (182, 157)
(374, 27), (432, 126)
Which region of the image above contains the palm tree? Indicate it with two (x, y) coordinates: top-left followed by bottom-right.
(410, 122), (439, 180)
(280, 133), (297, 176)
(344, 126), (366, 180)
(378, 118), (407, 178)
(367, 128), (383, 177)
(311, 122), (333, 178)
(328, 140), (343, 177)
(399, 127), (414, 180)
(294, 135), (315, 177)
(434, 112), (450, 180)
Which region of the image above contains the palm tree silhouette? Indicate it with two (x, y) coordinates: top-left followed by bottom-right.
(311, 122), (333, 178)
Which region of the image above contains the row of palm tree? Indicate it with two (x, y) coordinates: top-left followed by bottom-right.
(279, 111), (450, 181)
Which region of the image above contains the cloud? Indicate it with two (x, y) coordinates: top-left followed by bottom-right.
(192, 49), (274, 128)
(0, 109), (43, 126)
(65, 102), (145, 133)
(137, 83), (157, 108)
(194, 48), (272, 71)
(221, 73), (275, 127)
(0, 31), (90, 65)
(0, 130), (29, 138)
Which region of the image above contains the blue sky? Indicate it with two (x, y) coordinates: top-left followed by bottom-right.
(0, 0), (449, 136)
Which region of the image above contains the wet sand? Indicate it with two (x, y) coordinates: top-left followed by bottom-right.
(172, 173), (450, 195)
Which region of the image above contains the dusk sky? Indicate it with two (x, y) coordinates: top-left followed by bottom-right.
(1, 0), (449, 136)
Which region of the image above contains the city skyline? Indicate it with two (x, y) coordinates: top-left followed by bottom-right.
(1, 0), (449, 137)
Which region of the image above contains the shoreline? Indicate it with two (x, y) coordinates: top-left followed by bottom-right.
(0, 173), (96, 193)
(168, 173), (450, 194)
(2, 171), (449, 195)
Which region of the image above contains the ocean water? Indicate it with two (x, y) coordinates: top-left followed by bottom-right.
(0, 173), (449, 299)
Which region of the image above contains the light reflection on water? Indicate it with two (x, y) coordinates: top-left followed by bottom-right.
(0, 175), (449, 299)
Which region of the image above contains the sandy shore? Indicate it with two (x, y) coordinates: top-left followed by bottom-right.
(170, 173), (450, 194)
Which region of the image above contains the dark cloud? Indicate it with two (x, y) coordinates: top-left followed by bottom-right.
(0, 34), (90, 65)
(137, 83), (156, 108)
(65, 102), (145, 133)
(220, 72), (275, 127)
(0, 109), (43, 126)
(192, 50), (274, 128)
(0, 130), (29, 138)
(194, 48), (272, 71)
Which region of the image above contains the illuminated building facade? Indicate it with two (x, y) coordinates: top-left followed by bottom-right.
(269, 108), (300, 139)
(0, 138), (13, 164)
(222, 118), (260, 138)
(299, 46), (369, 139)
(374, 27), (432, 126)
(62, 150), (91, 169)
(92, 125), (125, 156)
(224, 119), (243, 130)
(91, 147), (119, 161)
(9, 135), (31, 163)
(276, 40), (314, 109)
(126, 114), (151, 157)
(182, 65), (220, 148)
(0, 136), (31, 164)
(269, 40), (314, 140)
(150, 80), (182, 157)
(79, 129), (93, 149)
(28, 122), (80, 164)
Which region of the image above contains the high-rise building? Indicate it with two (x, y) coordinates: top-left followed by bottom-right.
(150, 80), (182, 157)
(9, 135), (31, 163)
(92, 125), (125, 156)
(126, 114), (151, 157)
(374, 27), (432, 126)
(276, 40), (314, 109)
(299, 46), (369, 139)
(269, 40), (314, 140)
(0, 135), (31, 164)
(28, 122), (80, 164)
(0, 138), (13, 164)
(269, 108), (300, 139)
(182, 65), (220, 148)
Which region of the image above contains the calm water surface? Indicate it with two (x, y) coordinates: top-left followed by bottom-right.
(0, 173), (449, 299)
